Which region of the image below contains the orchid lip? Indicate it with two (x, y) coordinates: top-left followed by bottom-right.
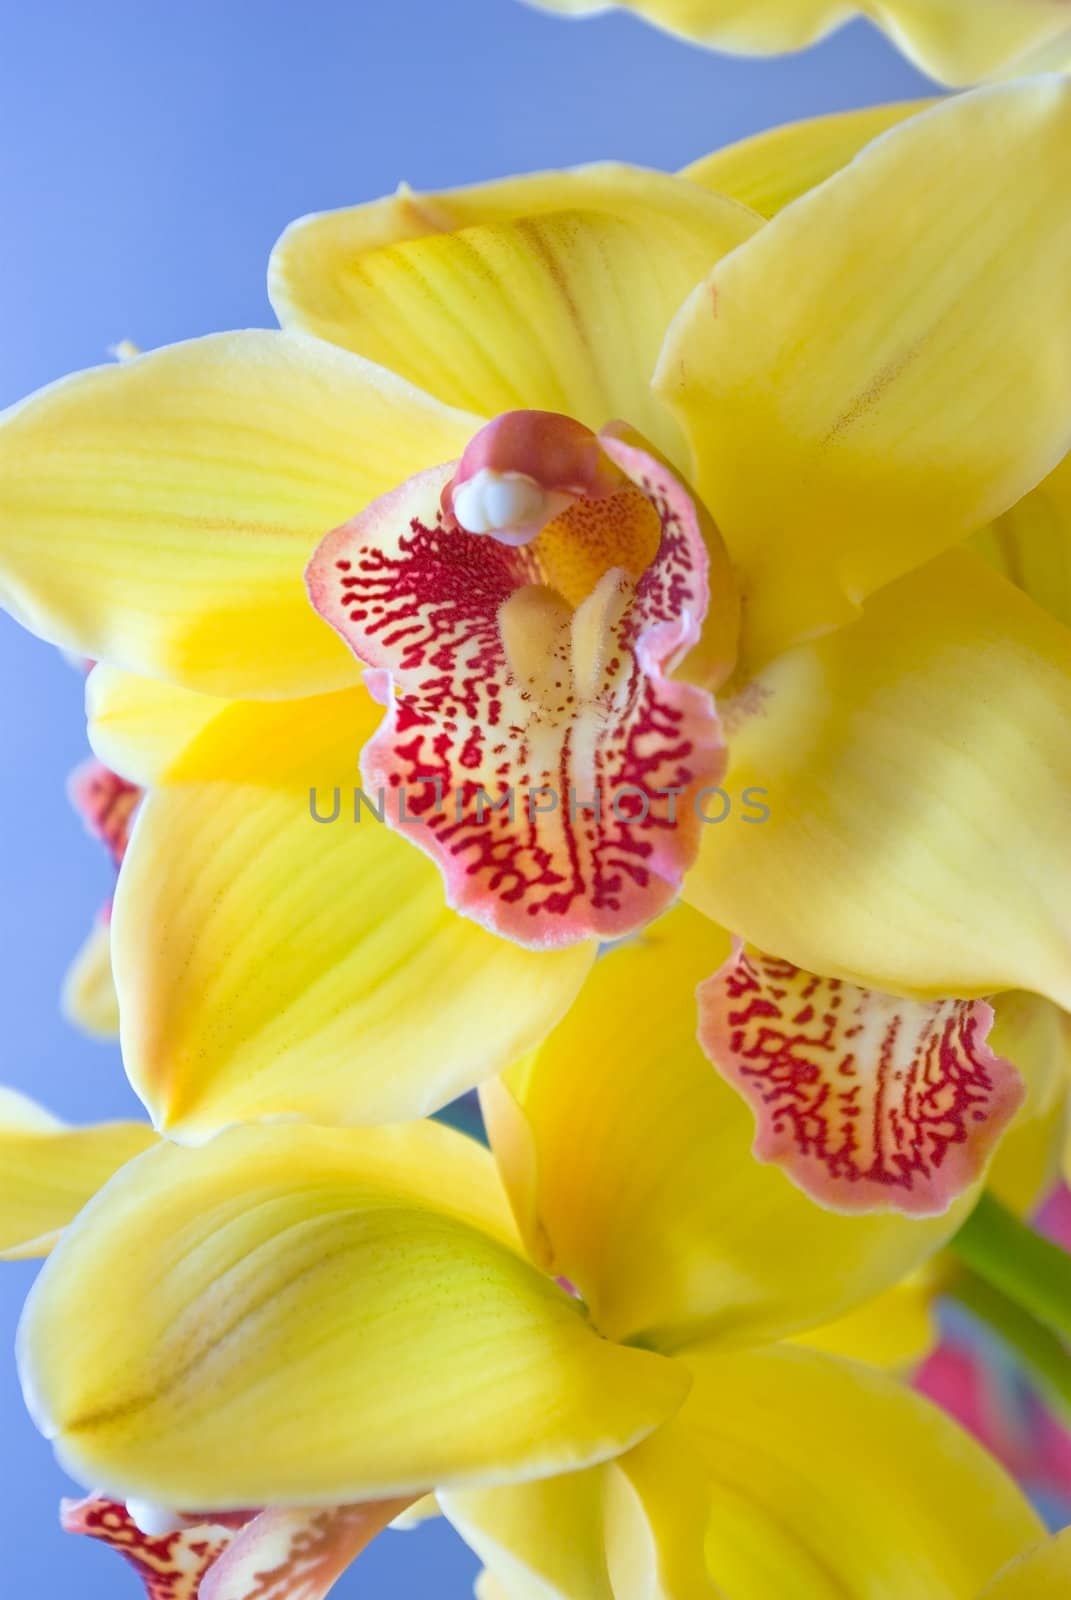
(698, 943), (1027, 1218)
(307, 411), (729, 950)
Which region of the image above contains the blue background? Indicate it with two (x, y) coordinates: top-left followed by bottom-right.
(0, 1), (928, 1590)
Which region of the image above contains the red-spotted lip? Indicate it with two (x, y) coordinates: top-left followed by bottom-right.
(61, 1495), (413, 1600)
(60, 1496), (243, 1600)
(697, 941), (1026, 1217)
(68, 757), (142, 870)
(306, 429), (725, 950)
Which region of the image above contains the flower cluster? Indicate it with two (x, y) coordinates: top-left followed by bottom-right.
(1, 10), (1071, 1597)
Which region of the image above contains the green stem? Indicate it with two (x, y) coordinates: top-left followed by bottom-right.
(948, 1269), (1071, 1428)
(949, 1191), (1071, 1344)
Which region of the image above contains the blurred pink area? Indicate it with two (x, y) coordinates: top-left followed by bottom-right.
(914, 1185), (1071, 1525)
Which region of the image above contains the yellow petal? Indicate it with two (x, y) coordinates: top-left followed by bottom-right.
(0, 1087), (64, 1134)
(0, 1089), (154, 1260)
(681, 100), (932, 218)
(525, 0), (844, 51)
(87, 665), (230, 786)
(527, 0), (1071, 86)
(973, 451), (1071, 633)
(19, 1123), (687, 1507)
(684, 552), (1071, 1008)
(481, 904), (975, 1351)
(618, 1343), (1043, 1600)
(61, 914), (120, 1040)
(980, 1528), (1071, 1599)
(601, 1460), (702, 1600)
(442, 1472), (614, 1600)
(271, 186), (759, 468)
(795, 1270), (939, 1372)
(390, 1493), (440, 1530)
(876, 1), (1071, 86)
(0, 330), (478, 698)
(475, 1573), (520, 1600)
(270, 163), (758, 341)
(986, 990), (1071, 1216)
(522, 0), (606, 14)
(113, 688), (595, 1138)
(657, 80), (1071, 670)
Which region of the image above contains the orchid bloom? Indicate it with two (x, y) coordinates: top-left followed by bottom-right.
(1, 83), (1071, 1221)
(11, 909), (1071, 1598)
(522, 0), (1071, 86)
(684, 95), (1071, 1222)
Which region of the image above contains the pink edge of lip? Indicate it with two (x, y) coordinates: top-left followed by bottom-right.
(305, 444), (724, 950)
(695, 942), (1026, 1218)
(304, 463), (460, 630)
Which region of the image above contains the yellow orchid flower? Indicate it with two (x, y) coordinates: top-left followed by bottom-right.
(689, 97), (1071, 1221)
(522, 0), (1071, 87)
(685, 98), (1071, 1220)
(13, 921), (1066, 1599)
(2, 82), (1071, 1221)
